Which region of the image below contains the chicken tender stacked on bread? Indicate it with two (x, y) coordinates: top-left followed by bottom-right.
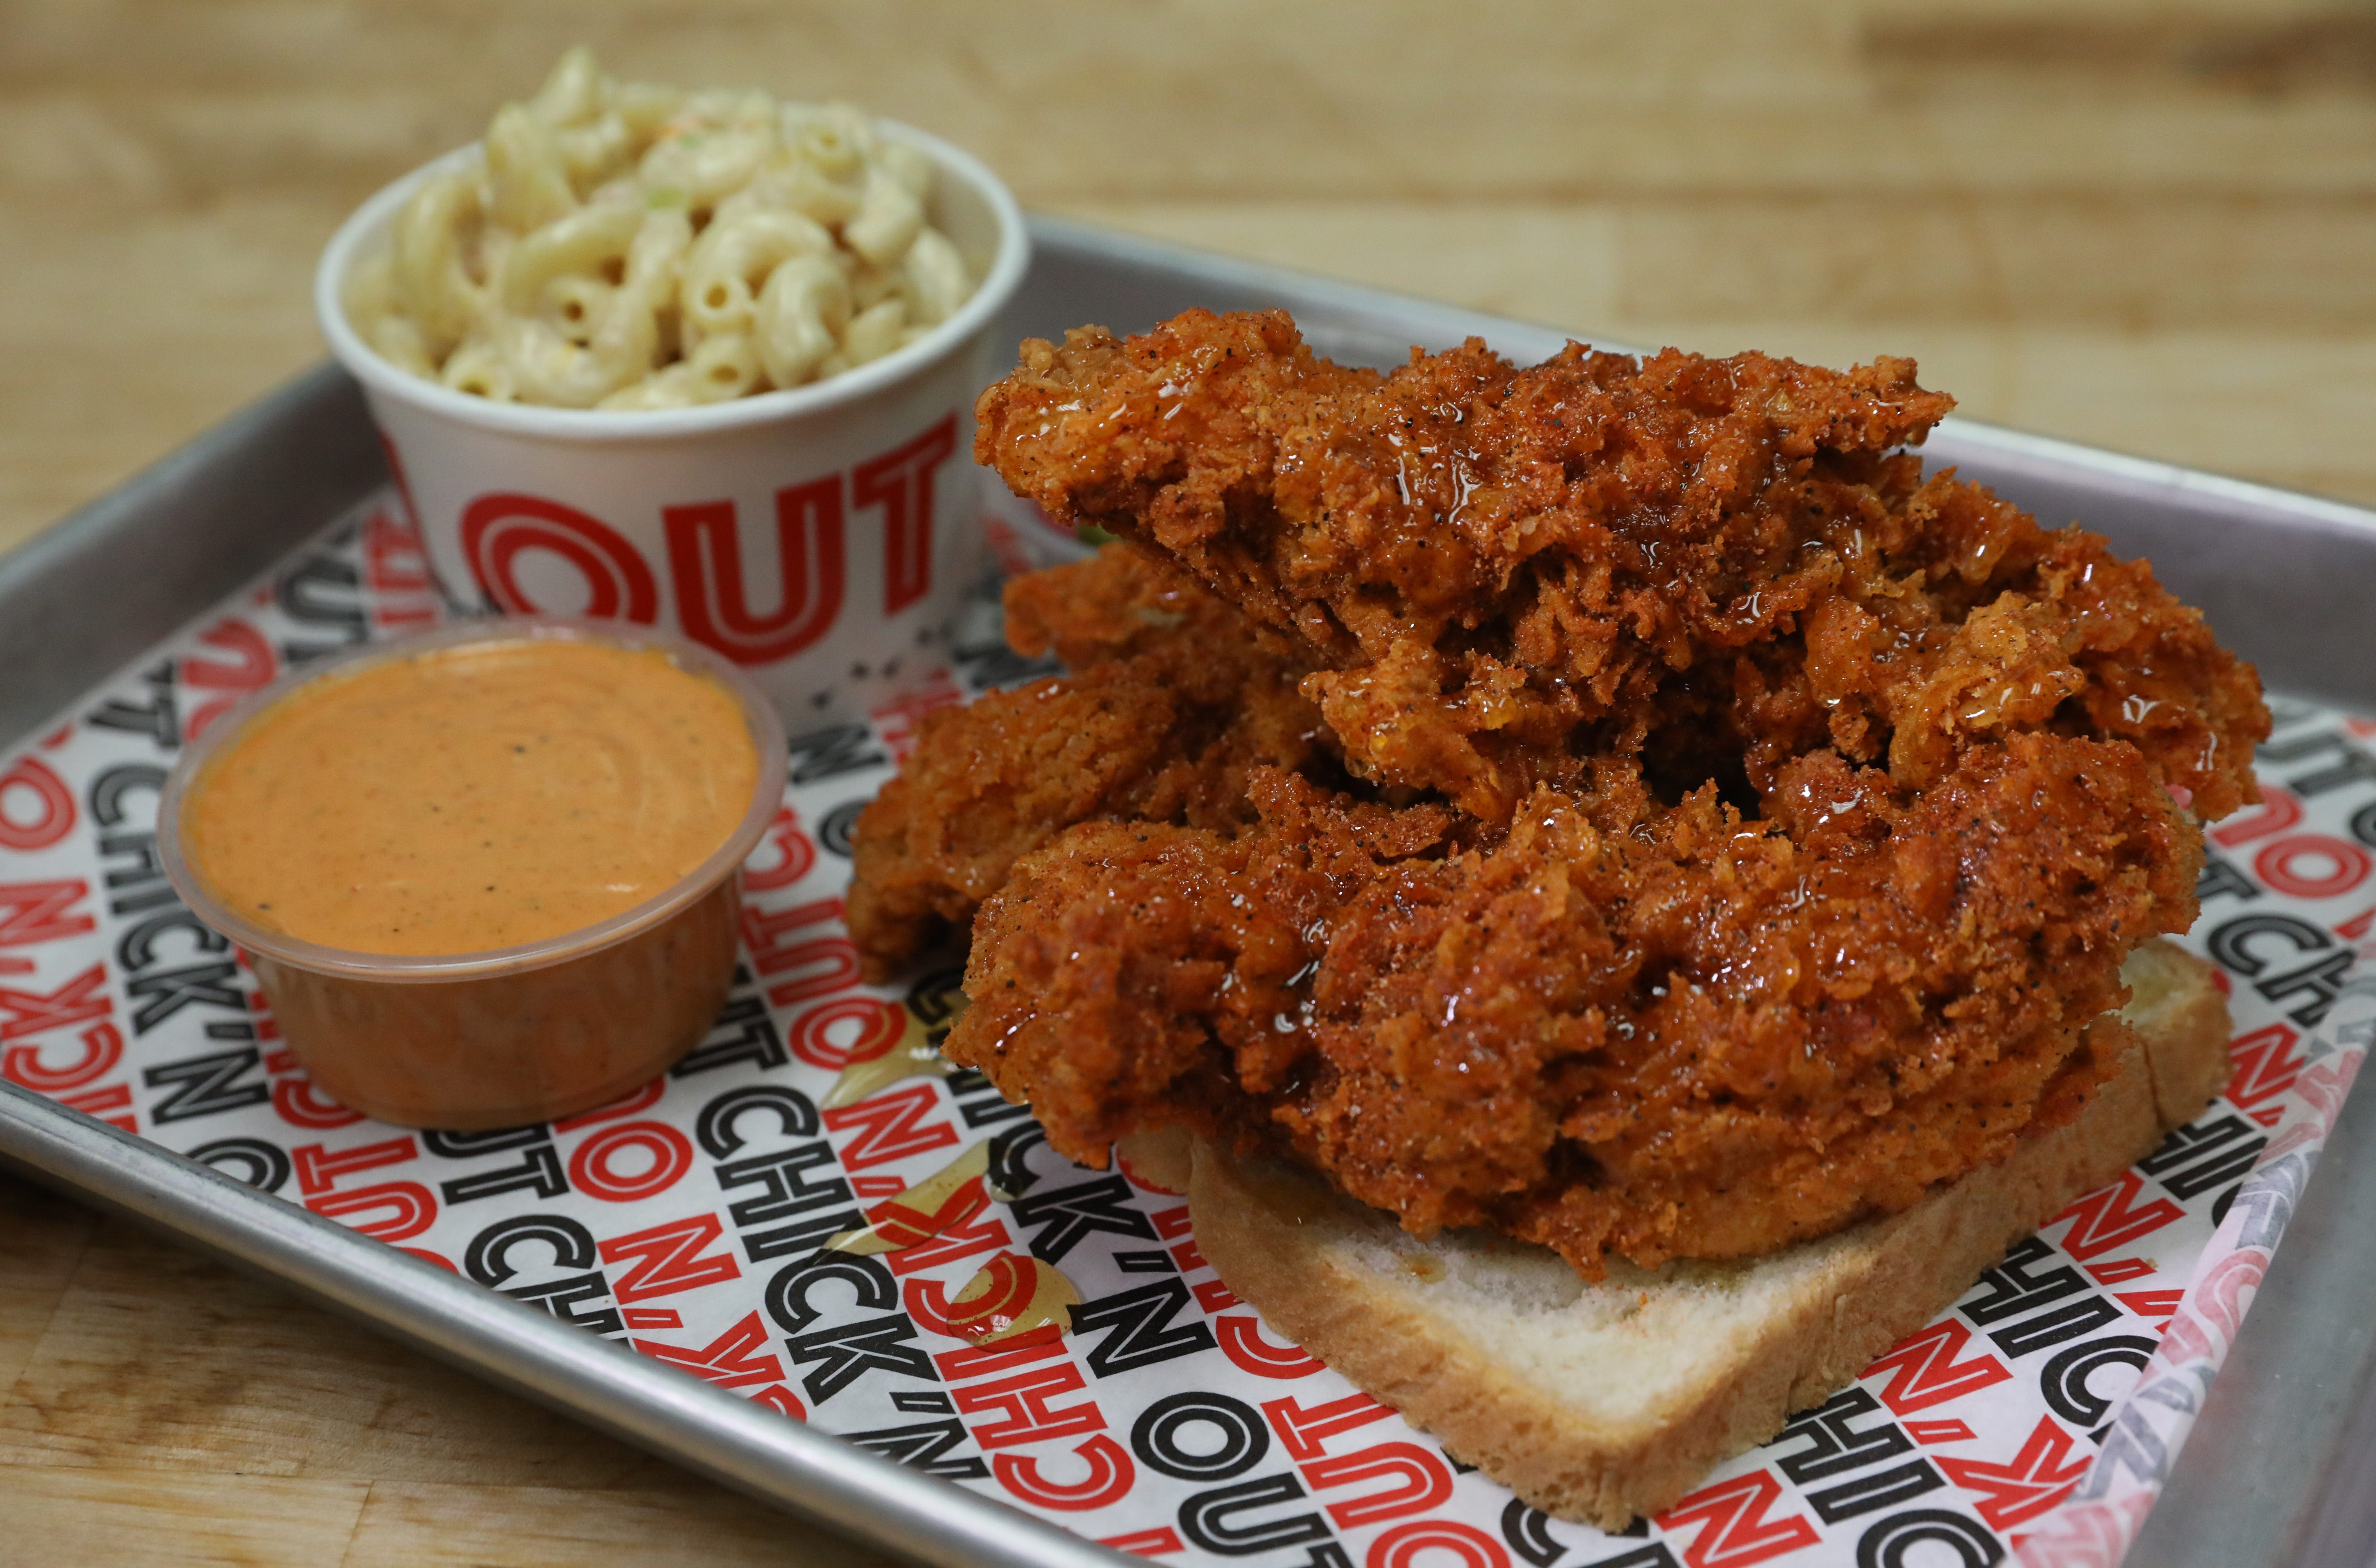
(980, 310), (2263, 825)
(847, 308), (2268, 1279)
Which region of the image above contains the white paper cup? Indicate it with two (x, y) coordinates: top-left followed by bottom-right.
(316, 123), (1029, 728)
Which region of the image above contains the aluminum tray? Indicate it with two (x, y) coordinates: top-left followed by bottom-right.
(3, 216), (2374, 1568)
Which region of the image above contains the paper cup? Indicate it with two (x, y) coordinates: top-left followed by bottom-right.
(316, 124), (1029, 728)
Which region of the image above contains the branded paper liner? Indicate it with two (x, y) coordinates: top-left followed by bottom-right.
(3, 490), (2369, 1568)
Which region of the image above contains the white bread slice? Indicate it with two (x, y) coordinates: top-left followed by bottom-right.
(1181, 938), (2232, 1529)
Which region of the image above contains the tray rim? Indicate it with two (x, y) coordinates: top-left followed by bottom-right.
(2, 212), (2373, 1568)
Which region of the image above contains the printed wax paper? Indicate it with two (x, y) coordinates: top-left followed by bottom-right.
(3, 491), (2371, 1568)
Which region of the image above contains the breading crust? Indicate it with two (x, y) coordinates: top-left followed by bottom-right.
(855, 311), (2267, 1276)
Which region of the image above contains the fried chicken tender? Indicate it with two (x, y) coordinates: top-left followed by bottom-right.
(955, 742), (2197, 1276)
(978, 310), (2267, 825)
(876, 312), (2270, 1275)
(845, 544), (1325, 980)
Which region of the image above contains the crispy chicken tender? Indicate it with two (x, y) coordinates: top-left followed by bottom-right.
(845, 545), (1325, 979)
(877, 311), (2270, 1275)
(978, 310), (2267, 824)
(955, 742), (2198, 1276)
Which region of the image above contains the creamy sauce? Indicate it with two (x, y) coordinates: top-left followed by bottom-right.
(185, 639), (759, 956)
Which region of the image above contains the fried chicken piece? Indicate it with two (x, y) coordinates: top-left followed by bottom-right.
(844, 544), (1325, 980)
(925, 313), (2271, 1275)
(977, 311), (2267, 824)
(950, 737), (2198, 1276)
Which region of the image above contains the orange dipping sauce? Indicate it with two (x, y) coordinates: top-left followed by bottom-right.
(183, 638), (760, 956)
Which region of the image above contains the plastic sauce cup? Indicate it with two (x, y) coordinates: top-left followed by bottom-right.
(157, 619), (789, 1130)
(314, 121), (1030, 730)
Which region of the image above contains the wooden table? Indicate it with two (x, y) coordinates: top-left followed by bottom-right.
(4, 2), (2371, 1562)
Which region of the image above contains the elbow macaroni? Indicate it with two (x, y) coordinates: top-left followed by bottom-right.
(345, 47), (979, 411)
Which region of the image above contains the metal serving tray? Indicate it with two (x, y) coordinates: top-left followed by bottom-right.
(3, 216), (2374, 1568)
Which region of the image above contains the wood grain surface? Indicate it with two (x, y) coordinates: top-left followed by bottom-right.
(2, 1), (2371, 1563)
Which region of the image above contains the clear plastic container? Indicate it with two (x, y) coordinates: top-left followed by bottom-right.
(158, 618), (788, 1130)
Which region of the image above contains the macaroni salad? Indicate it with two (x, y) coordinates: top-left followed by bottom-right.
(345, 49), (977, 410)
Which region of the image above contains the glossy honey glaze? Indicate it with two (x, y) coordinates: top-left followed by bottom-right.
(184, 638), (759, 956)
